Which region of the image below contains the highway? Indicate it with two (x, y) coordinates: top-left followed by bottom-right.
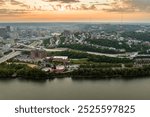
(86, 51), (138, 59)
(0, 51), (21, 64)
(86, 51), (118, 57)
(16, 41), (68, 52)
(44, 48), (68, 52)
(13, 48), (31, 51)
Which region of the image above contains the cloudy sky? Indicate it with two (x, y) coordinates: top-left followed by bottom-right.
(0, 0), (149, 22)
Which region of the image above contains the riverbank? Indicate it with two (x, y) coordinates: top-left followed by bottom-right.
(1, 63), (150, 80)
(0, 63), (52, 80)
(72, 66), (150, 79)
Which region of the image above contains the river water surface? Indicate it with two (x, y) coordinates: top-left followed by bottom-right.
(0, 78), (150, 100)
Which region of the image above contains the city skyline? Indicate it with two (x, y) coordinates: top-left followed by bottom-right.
(0, 0), (150, 22)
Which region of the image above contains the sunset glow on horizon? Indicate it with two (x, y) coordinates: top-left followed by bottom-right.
(0, 0), (150, 22)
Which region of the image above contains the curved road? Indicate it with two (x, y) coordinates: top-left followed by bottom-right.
(0, 51), (21, 64)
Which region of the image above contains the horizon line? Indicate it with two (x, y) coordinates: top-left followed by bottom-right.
(0, 21), (150, 24)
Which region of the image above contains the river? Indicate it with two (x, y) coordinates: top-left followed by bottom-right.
(0, 78), (150, 100)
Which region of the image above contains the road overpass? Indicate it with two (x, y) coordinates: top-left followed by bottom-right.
(0, 51), (21, 64)
(13, 48), (32, 51)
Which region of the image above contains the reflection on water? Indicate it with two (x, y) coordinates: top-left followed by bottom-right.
(17, 78), (53, 84)
(0, 78), (150, 100)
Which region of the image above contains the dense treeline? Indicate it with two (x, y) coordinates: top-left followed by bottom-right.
(121, 32), (150, 41)
(48, 50), (132, 63)
(86, 39), (127, 50)
(1, 62), (150, 80)
(0, 63), (51, 80)
(87, 55), (131, 63)
(80, 63), (122, 68)
(72, 65), (150, 79)
(86, 38), (150, 52)
(59, 44), (123, 54)
(43, 38), (50, 47)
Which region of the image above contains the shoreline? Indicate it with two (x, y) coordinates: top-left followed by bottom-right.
(1, 71), (150, 81)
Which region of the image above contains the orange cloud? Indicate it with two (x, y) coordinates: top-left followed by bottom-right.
(0, 0), (149, 22)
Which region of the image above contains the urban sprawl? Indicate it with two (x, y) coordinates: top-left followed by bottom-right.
(0, 23), (150, 79)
